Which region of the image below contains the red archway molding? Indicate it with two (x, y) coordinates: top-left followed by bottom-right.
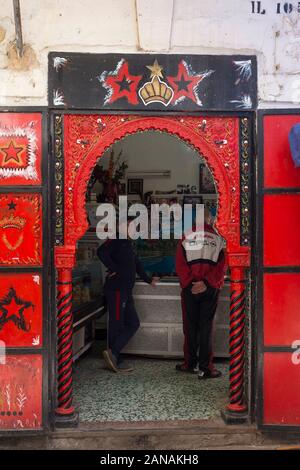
(54, 114), (251, 425)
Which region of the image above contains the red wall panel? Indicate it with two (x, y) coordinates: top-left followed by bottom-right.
(0, 193), (42, 266)
(262, 113), (300, 428)
(264, 273), (300, 346)
(264, 115), (300, 188)
(0, 111), (46, 432)
(264, 194), (300, 266)
(0, 113), (42, 186)
(0, 354), (43, 429)
(264, 352), (300, 425)
(0, 273), (43, 348)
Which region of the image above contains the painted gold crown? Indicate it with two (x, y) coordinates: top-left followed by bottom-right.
(139, 76), (174, 106)
(0, 213), (26, 230)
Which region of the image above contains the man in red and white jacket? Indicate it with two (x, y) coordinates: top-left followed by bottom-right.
(175, 209), (227, 379)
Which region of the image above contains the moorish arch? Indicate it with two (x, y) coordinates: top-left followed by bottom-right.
(53, 114), (251, 425)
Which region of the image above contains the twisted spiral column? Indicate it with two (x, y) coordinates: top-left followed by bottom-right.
(55, 267), (75, 417)
(226, 266), (247, 414)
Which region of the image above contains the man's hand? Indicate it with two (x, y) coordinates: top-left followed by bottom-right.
(151, 277), (160, 287)
(191, 281), (207, 294)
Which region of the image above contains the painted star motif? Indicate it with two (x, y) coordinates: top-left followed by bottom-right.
(105, 61), (142, 105)
(167, 61), (212, 105)
(116, 75), (132, 92)
(0, 140), (26, 167)
(0, 287), (34, 332)
(173, 74), (193, 91)
(146, 59), (164, 79)
(8, 201), (16, 211)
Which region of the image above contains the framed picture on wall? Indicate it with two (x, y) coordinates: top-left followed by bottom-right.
(127, 178), (143, 195)
(199, 163), (216, 194)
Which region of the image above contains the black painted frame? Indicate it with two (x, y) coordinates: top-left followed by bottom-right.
(0, 104), (257, 433)
(50, 108), (256, 424)
(48, 52), (257, 112)
(0, 105), (258, 433)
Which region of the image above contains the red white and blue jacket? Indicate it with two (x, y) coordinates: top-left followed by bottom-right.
(176, 223), (227, 290)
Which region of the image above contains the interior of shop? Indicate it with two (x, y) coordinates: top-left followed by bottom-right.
(72, 130), (230, 423)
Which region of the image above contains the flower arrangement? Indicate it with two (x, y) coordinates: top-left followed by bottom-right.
(108, 150), (128, 185)
(90, 149), (128, 203)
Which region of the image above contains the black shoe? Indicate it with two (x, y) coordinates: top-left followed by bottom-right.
(117, 362), (134, 373)
(176, 363), (198, 374)
(198, 369), (222, 380)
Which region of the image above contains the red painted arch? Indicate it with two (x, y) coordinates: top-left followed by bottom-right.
(57, 114), (250, 267)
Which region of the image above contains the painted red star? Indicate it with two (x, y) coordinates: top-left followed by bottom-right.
(167, 61), (209, 105)
(0, 140), (26, 167)
(0, 287), (34, 332)
(105, 61), (142, 105)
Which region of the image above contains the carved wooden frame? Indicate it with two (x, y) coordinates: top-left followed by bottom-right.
(56, 114), (250, 265)
(53, 113), (251, 424)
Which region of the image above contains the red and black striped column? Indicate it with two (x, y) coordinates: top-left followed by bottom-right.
(54, 248), (78, 427)
(56, 268), (74, 414)
(222, 266), (248, 423)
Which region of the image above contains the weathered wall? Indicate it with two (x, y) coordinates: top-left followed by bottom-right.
(0, 0), (299, 107)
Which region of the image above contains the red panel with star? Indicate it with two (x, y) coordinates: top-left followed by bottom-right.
(0, 273), (42, 348)
(0, 113), (42, 186)
(0, 355), (43, 429)
(0, 194), (42, 266)
(100, 59), (142, 105)
(167, 60), (213, 106)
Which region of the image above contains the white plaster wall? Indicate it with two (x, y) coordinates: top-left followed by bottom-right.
(0, 0), (299, 107)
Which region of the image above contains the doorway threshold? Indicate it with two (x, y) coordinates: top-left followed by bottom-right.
(51, 418), (260, 450)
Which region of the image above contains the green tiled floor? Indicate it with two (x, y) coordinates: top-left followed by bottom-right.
(73, 344), (229, 423)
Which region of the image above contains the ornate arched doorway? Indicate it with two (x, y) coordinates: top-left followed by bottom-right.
(53, 114), (251, 425)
